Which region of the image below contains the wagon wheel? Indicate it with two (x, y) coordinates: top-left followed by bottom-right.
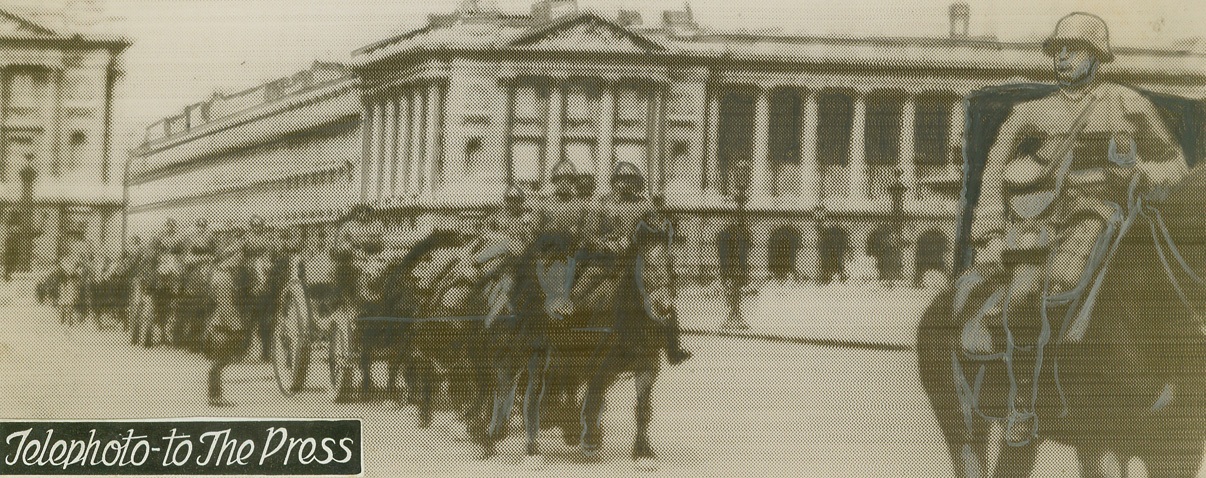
(272, 284), (311, 397)
(326, 307), (357, 403)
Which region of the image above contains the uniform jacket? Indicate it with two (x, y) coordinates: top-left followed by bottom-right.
(955, 82), (1206, 275)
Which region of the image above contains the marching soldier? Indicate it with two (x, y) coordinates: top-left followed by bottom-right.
(178, 218), (218, 350)
(956, 13), (1187, 445)
(206, 221), (252, 407)
(586, 161), (692, 365)
(242, 215), (280, 362)
(150, 219), (183, 332)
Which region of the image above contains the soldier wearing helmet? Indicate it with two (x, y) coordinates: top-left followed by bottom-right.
(955, 12), (1186, 445)
(581, 161), (692, 365)
(532, 159), (592, 319)
(181, 218), (217, 285)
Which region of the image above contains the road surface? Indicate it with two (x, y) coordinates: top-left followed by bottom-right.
(0, 286), (1148, 477)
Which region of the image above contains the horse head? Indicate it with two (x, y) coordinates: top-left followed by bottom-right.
(633, 220), (676, 323)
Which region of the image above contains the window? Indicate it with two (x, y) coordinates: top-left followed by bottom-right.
(2, 134), (35, 182)
(914, 96), (955, 167)
(63, 132), (87, 175)
(768, 89), (803, 196)
(816, 92), (853, 199)
(865, 97), (903, 197)
(561, 81), (602, 174)
(507, 81), (550, 188)
(716, 90), (755, 196)
(613, 85), (652, 180)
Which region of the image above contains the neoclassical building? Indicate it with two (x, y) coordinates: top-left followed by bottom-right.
(126, 62), (359, 237)
(129, 1), (1206, 285)
(0, 7), (128, 274)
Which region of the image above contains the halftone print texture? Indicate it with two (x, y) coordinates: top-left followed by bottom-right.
(3, 1), (1206, 477)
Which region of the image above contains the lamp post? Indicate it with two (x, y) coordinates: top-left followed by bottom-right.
(721, 157), (752, 330)
(887, 167), (907, 287)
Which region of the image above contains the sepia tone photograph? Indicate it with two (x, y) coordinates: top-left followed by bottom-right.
(1, 0), (1205, 476)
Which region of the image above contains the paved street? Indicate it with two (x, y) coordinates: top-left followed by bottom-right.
(0, 280), (1160, 477)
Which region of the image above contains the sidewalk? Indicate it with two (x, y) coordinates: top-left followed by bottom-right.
(676, 281), (940, 350)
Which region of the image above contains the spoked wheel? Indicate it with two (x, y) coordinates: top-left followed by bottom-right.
(272, 284), (311, 397)
(327, 308), (356, 403)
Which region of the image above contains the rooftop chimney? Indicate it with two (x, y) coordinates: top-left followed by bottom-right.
(949, 2), (970, 39)
(663, 1), (699, 38)
(617, 10), (642, 27)
(531, 0), (578, 25)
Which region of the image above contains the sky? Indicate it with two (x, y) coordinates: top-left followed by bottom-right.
(3, 0), (1203, 157)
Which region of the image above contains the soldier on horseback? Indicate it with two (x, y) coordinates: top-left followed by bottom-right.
(585, 161), (692, 365)
(533, 159), (591, 320)
(955, 12), (1187, 446)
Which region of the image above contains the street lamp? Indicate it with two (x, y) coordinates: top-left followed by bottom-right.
(721, 157), (752, 331)
(887, 167), (907, 287)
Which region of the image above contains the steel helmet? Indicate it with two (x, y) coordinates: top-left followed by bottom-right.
(504, 185), (525, 203)
(1043, 12), (1114, 63)
(249, 214), (266, 228)
(611, 161), (644, 188)
(550, 159), (578, 183)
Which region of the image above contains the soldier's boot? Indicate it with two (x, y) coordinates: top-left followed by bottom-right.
(664, 312), (692, 365)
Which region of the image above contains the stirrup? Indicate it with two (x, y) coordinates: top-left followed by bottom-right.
(1004, 410), (1038, 447)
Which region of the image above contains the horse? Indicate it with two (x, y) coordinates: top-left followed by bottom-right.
(90, 256), (132, 330)
(918, 167), (1206, 478)
(485, 220), (671, 470)
(327, 242), (416, 404)
(381, 230), (498, 438)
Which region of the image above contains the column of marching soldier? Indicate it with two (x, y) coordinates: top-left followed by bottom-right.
(41, 159), (690, 377)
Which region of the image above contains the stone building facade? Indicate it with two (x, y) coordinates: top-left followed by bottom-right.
(0, 7), (127, 275)
(129, 2), (1206, 286)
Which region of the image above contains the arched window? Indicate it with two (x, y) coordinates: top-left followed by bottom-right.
(866, 225), (904, 281)
(767, 225), (802, 281)
(817, 226), (849, 284)
(915, 230), (951, 287)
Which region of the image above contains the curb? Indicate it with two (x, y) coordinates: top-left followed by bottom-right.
(683, 328), (914, 352)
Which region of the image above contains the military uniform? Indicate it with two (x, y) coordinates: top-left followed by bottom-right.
(478, 187), (534, 326)
(957, 13), (1187, 446)
(533, 160), (591, 319)
(579, 161), (692, 364)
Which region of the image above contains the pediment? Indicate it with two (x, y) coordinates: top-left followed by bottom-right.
(0, 9), (55, 38)
(509, 14), (663, 53)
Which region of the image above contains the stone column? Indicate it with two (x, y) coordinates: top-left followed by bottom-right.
(546, 84), (565, 184)
(900, 95), (916, 205)
(596, 86), (616, 196)
(393, 93), (412, 199)
(422, 82), (444, 199)
(799, 90), (819, 208)
(749, 87), (771, 206)
(375, 97), (392, 205)
(849, 92), (868, 206)
(703, 93), (720, 196)
(407, 90), (426, 198)
(360, 100), (376, 203)
(949, 99), (965, 167)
